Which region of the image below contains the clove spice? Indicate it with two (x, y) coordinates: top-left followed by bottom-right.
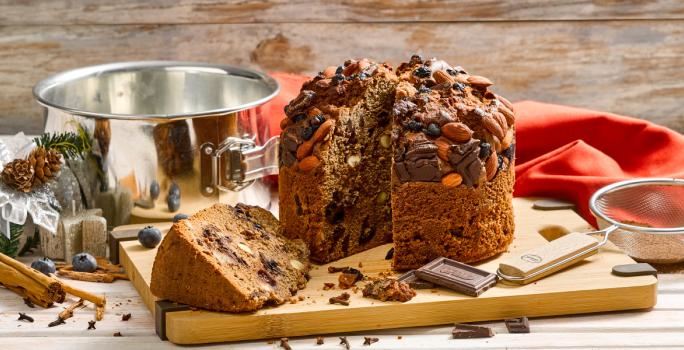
(329, 292), (351, 306)
(18, 313), (34, 323)
(279, 337), (292, 350)
(339, 336), (350, 350)
(122, 313), (131, 321)
(88, 320), (96, 330)
(363, 336), (379, 345)
(48, 318), (65, 327)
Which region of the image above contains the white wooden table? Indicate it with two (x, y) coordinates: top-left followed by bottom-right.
(1, 257), (683, 349)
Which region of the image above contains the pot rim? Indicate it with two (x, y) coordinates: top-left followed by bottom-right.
(33, 60), (280, 121)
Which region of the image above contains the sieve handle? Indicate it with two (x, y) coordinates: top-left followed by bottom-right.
(497, 232), (603, 284)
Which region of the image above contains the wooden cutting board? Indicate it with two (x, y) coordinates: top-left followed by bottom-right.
(115, 197), (656, 345)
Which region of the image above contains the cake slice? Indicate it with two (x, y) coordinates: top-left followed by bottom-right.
(279, 59), (398, 263)
(150, 203), (310, 312)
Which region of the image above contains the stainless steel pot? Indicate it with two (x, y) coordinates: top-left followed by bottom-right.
(33, 61), (281, 224)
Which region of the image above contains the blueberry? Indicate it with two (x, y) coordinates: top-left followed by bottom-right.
(31, 257), (56, 276)
(172, 213), (189, 223)
(72, 253), (97, 273)
(292, 114), (306, 123)
(149, 180), (160, 200)
(479, 142), (491, 159)
(168, 182), (181, 198)
(418, 85), (431, 94)
(301, 126), (314, 141)
(407, 120), (423, 131)
(311, 114), (325, 126)
(167, 194), (180, 212)
(425, 123), (441, 137)
(138, 225), (162, 249)
(413, 66), (431, 78)
(332, 74), (345, 85)
(358, 73), (369, 80)
(453, 82), (466, 91)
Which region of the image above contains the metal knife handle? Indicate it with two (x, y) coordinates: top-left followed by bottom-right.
(497, 228), (614, 284)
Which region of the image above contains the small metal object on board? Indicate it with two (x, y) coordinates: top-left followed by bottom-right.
(499, 178), (684, 284)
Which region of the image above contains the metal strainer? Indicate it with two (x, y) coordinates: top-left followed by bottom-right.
(498, 178), (684, 284)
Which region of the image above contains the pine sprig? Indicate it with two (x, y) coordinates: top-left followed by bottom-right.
(33, 128), (91, 160)
(0, 223), (24, 258)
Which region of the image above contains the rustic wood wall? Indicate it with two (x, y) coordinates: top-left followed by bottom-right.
(1, 1), (683, 134)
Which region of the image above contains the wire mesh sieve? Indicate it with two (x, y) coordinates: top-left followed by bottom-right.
(590, 178), (684, 263)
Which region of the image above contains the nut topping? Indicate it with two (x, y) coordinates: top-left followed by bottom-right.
(466, 75), (493, 88)
(296, 140), (314, 160)
(501, 129), (514, 151)
(485, 151), (498, 181)
(435, 137), (451, 161)
(312, 119), (333, 143)
(441, 122), (473, 143)
(441, 173), (463, 187)
(298, 155), (320, 172)
(433, 70), (455, 85)
(499, 105), (516, 126)
(483, 114), (505, 140)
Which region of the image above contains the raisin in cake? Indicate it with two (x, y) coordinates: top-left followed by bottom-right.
(150, 203), (310, 312)
(391, 56), (515, 269)
(279, 59), (398, 263)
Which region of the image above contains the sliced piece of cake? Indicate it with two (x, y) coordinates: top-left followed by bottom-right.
(279, 59), (398, 263)
(150, 203), (310, 312)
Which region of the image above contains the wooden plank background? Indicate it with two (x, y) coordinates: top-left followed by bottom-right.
(1, 1), (683, 134)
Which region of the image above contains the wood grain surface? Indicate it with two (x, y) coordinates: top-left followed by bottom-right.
(116, 197), (656, 344)
(1, 1), (683, 134)
(2, 1), (684, 24)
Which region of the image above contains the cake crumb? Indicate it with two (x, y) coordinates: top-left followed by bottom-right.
(363, 278), (416, 302)
(316, 336), (325, 345)
(323, 282), (335, 290)
(358, 262), (363, 268)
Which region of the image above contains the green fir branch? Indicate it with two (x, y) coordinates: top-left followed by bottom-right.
(33, 127), (92, 160)
(0, 223), (24, 258)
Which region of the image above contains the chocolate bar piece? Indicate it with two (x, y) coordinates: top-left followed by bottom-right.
(452, 324), (495, 339)
(612, 263), (657, 277)
(505, 317), (530, 333)
(415, 257), (497, 297)
(397, 270), (435, 289)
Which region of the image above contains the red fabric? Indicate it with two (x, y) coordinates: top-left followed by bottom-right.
(513, 101), (684, 226)
(262, 74), (684, 226)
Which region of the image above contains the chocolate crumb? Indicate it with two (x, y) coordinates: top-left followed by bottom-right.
(23, 298), (35, 308)
(18, 313), (33, 323)
(385, 247), (394, 260)
(122, 313), (131, 321)
(505, 317), (530, 333)
(323, 282), (335, 290)
(339, 336), (350, 350)
(397, 335), (403, 339)
(113, 332), (122, 337)
(316, 336), (325, 345)
(280, 337), (292, 350)
(87, 320), (96, 330)
(328, 266), (349, 273)
(363, 336), (379, 345)
(48, 318), (65, 327)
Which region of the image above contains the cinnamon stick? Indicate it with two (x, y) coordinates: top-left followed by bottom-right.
(0, 252), (65, 303)
(58, 298), (85, 321)
(57, 269), (128, 283)
(60, 283), (107, 320)
(0, 263), (54, 307)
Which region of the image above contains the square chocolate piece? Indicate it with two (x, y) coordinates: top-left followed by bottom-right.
(397, 270), (435, 289)
(415, 257), (497, 297)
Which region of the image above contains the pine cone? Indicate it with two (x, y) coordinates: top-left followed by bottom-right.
(28, 147), (61, 187)
(1, 159), (35, 193)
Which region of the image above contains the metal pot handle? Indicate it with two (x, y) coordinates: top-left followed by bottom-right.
(200, 135), (280, 194)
